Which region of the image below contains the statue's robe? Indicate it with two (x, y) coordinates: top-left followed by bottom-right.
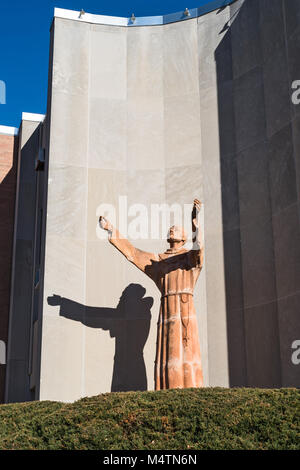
(109, 230), (204, 390)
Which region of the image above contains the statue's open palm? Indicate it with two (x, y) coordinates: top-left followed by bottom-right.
(99, 216), (112, 231)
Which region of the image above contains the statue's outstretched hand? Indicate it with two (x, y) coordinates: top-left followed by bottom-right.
(192, 199), (202, 228)
(99, 216), (112, 232)
(47, 294), (62, 306)
(193, 199), (202, 212)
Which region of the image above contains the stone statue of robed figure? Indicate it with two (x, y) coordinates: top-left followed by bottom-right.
(99, 199), (204, 390)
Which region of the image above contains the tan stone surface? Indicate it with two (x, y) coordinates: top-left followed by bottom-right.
(40, 12), (233, 400)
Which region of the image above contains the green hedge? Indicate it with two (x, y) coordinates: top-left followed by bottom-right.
(0, 388), (299, 450)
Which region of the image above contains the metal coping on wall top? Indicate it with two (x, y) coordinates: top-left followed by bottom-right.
(54, 0), (235, 27)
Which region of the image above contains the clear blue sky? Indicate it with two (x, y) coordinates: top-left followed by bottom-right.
(0, 1), (211, 127)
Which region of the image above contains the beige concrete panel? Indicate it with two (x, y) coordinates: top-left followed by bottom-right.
(244, 301), (281, 387)
(200, 86), (220, 164)
(197, 8), (231, 90)
(90, 24), (126, 33)
(20, 121), (40, 149)
(204, 231), (227, 317)
(85, 239), (127, 307)
(127, 26), (164, 102)
(194, 262), (209, 387)
(240, 215), (277, 308)
(52, 18), (90, 96)
(127, 99), (164, 171)
(125, 169), (166, 246)
(163, 19), (199, 98)
(126, 168), (165, 207)
(204, 230), (229, 386)
(128, 239), (166, 257)
(272, 202), (300, 299)
(127, 24), (164, 173)
(164, 93), (202, 168)
(237, 141), (270, 223)
(165, 165), (204, 206)
(84, 326), (115, 397)
(43, 235), (86, 307)
(87, 238), (161, 308)
(203, 122), (228, 385)
(201, 86), (224, 234)
(291, 116), (300, 202)
(50, 91), (89, 167)
(39, 315), (84, 402)
(277, 292), (300, 387)
(89, 26), (127, 100)
(197, 4), (230, 28)
(88, 98), (127, 171)
(87, 168), (126, 242)
(47, 164), (88, 240)
(204, 186), (226, 238)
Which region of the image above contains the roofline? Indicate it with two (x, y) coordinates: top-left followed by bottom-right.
(0, 125), (19, 136)
(54, 1), (235, 27)
(22, 112), (45, 123)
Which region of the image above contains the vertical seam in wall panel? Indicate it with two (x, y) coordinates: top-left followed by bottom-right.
(82, 23), (92, 399)
(196, 18), (210, 386)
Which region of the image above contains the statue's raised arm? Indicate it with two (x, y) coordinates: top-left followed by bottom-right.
(191, 199), (204, 267)
(99, 216), (158, 274)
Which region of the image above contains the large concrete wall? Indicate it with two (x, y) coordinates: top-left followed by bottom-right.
(216, 0), (300, 388)
(0, 132), (18, 402)
(38, 0), (300, 402)
(40, 8), (233, 402)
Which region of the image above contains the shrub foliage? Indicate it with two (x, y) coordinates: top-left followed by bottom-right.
(0, 388), (299, 450)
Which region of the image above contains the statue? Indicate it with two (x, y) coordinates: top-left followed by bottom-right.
(99, 199), (204, 390)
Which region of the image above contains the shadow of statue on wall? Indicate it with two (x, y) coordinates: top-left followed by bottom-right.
(47, 283), (153, 392)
